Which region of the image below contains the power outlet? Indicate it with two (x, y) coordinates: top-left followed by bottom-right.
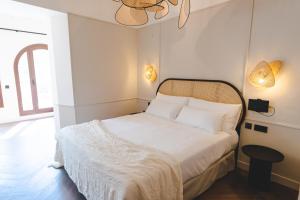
(254, 124), (268, 133)
(245, 122), (252, 130)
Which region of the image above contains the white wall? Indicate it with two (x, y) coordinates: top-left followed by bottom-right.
(48, 12), (76, 129)
(137, 0), (300, 189)
(159, 0), (252, 88)
(239, 0), (300, 189)
(137, 0), (253, 109)
(137, 25), (161, 111)
(67, 14), (138, 123)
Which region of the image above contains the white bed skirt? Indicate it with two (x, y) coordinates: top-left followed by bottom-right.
(183, 151), (235, 200)
(55, 121), (183, 200)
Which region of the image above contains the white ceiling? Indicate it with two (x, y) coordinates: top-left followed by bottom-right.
(0, 1), (54, 19)
(0, 1), (59, 33)
(8, 0), (232, 28)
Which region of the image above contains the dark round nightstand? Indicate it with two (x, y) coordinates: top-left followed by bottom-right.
(242, 145), (284, 190)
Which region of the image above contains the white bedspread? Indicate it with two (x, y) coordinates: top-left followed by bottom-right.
(55, 120), (183, 200)
(102, 113), (238, 183)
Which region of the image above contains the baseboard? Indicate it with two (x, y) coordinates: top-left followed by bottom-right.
(0, 112), (54, 124)
(238, 160), (300, 191)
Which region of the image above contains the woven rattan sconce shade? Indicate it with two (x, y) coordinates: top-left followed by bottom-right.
(249, 60), (282, 88)
(145, 65), (157, 82)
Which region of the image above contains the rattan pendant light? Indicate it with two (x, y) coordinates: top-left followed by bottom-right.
(114, 0), (190, 29)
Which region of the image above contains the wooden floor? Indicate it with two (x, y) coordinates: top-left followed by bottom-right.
(0, 118), (298, 200)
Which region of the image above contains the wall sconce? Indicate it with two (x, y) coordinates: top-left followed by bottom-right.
(145, 65), (157, 82)
(249, 60), (282, 88)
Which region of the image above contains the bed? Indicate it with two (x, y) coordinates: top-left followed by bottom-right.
(55, 78), (246, 200)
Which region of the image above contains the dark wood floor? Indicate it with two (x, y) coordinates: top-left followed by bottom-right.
(197, 170), (298, 200)
(0, 118), (298, 200)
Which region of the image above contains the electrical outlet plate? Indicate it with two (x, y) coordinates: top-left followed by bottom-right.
(254, 124), (268, 133)
(245, 122), (252, 130)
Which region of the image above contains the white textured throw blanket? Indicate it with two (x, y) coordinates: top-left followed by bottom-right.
(55, 120), (183, 200)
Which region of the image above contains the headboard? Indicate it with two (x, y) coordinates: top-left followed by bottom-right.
(156, 78), (246, 135)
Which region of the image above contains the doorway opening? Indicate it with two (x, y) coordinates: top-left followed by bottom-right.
(0, 22), (54, 123)
(0, 0), (73, 127)
(0, 0), (74, 129)
(14, 44), (53, 116)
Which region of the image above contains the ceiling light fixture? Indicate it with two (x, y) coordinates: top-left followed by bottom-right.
(113, 0), (190, 29)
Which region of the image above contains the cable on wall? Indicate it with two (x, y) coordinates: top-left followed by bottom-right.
(258, 106), (276, 117)
(0, 27), (47, 36)
(242, 0), (255, 94)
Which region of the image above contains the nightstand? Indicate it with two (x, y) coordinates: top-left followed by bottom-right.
(242, 145), (284, 190)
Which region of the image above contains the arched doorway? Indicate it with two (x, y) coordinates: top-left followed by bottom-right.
(14, 44), (53, 116)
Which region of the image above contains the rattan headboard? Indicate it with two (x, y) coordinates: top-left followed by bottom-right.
(156, 78), (246, 134)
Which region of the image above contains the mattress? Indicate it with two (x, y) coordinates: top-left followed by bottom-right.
(102, 113), (238, 183)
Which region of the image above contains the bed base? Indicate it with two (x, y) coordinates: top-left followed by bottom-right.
(183, 151), (235, 200)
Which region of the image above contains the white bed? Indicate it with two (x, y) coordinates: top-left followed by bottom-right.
(55, 79), (246, 200)
(102, 112), (238, 183)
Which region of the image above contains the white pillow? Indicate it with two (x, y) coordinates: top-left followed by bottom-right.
(176, 106), (224, 133)
(146, 99), (183, 120)
(156, 92), (188, 105)
(188, 98), (242, 132)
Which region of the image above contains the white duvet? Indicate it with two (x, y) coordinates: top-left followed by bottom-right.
(101, 113), (238, 183)
(55, 113), (238, 200)
(55, 119), (183, 200)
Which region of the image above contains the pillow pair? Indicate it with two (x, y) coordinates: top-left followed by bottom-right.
(146, 93), (188, 119)
(188, 98), (242, 132)
(146, 93), (242, 133)
(146, 100), (224, 133)
(176, 98), (242, 133)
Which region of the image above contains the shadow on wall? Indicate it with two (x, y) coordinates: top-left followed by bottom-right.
(195, 0), (251, 80)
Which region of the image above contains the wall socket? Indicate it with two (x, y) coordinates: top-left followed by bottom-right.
(254, 124), (268, 133)
(244, 122), (268, 134)
(245, 122), (252, 130)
